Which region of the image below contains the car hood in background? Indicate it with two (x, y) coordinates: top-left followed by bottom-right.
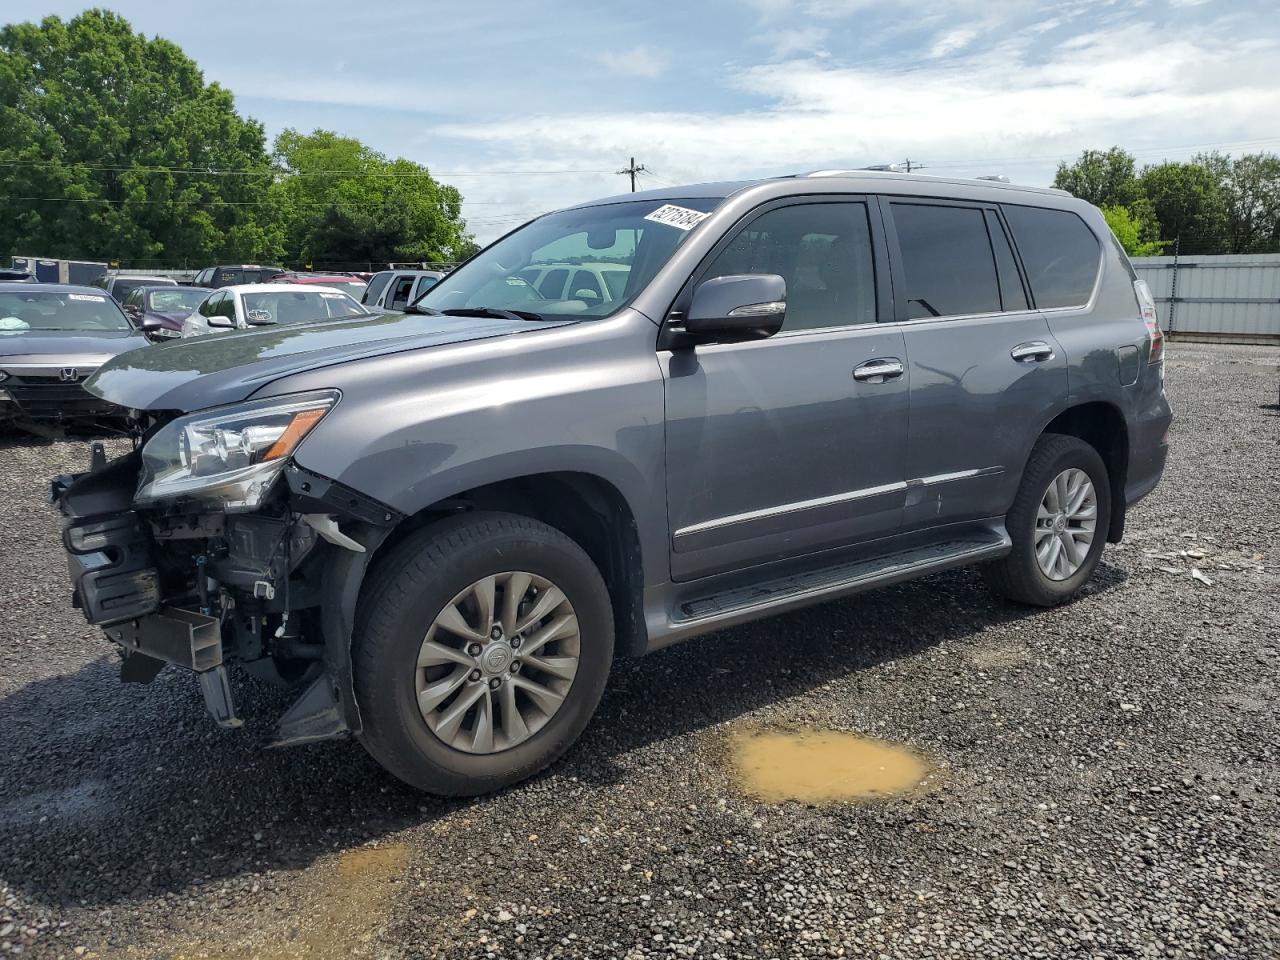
(0, 329), (146, 362)
(86, 311), (573, 411)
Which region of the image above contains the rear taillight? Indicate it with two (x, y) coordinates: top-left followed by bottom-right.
(1134, 280), (1163, 364)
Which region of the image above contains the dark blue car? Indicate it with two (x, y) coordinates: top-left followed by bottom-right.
(0, 282), (147, 428)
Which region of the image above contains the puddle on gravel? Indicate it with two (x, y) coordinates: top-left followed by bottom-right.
(170, 842), (410, 960)
(731, 730), (930, 804)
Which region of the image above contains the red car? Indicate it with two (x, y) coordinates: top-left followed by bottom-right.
(267, 272), (368, 299)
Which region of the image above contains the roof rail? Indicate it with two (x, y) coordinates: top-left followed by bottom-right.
(976, 174), (1010, 183)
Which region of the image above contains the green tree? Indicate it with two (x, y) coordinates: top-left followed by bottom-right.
(1195, 151), (1280, 254)
(1053, 147), (1142, 208)
(0, 10), (284, 265)
(1138, 160), (1228, 255)
(1101, 205), (1164, 257)
(271, 129), (474, 269)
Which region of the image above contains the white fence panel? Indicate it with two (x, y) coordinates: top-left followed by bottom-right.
(1132, 254), (1280, 341)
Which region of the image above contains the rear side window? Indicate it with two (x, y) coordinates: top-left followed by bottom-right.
(985, 211), (1029, 312)
(538, 269), (569, 298)
(364, 271), (393, 304)
(387, 276), (416, 310)
(700, 201), (877, 331)
(891, 203), (1001, 319)
(1002, 206), (1100, 309)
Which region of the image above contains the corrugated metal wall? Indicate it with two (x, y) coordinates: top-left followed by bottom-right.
(1132, 254), (1280, 341)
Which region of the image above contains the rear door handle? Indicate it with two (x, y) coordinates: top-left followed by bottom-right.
(1011, 341), (1055, 363)
(852, 358), (905, 383)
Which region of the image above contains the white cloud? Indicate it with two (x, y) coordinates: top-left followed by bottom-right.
(765, 26), (831, 58)
(592, 45), (670, 79)
(928, 27), (979, 58)
(436, 18), (1280, 239)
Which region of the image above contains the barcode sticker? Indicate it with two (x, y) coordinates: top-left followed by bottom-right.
(644, 204), (710, 231)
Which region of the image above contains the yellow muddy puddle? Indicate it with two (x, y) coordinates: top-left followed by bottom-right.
(731, 730), (930, 804)
(167, 843), (410, 960)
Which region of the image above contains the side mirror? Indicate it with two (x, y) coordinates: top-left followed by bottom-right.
(207, 315), (235, 329)
(682, 274), (786, 343)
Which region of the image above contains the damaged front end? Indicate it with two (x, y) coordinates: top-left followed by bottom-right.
(51, 392), (402, 747)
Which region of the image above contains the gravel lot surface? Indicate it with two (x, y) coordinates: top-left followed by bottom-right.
(1, 340), (1277, 960)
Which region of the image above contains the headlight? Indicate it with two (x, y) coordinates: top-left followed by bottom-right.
(136, 391), (339, 511)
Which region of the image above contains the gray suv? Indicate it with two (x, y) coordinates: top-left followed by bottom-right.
(52, 171), (1170, 795)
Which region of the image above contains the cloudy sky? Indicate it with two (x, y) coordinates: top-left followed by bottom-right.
(26, 0), (1280, 241)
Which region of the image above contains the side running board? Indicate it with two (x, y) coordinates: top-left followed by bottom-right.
(670, 533), (1011, 637)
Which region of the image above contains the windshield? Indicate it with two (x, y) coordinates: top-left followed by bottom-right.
(147, 288), (207, 314)
(0, 290), (131, 333)
(415, 197), (723, 319)
(241, 290), (367, 325)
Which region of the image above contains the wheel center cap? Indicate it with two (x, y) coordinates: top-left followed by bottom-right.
(480, 642), (513, 675)
(1053, 514), (1068, 534)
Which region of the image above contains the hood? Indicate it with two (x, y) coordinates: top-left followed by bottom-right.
(86, 310), (572, 411)
(0, 328), (145, 362)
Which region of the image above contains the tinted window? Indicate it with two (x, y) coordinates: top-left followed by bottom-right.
(537, 269), (569, 298)
(110, 279), (146, 302)
(364, 271), (393, 304)
(892, 203), (1001, 319)
(214, 293), (237, 319)
(985, 211), (1029, 311)
(569, 269), (602, 304)
(1002, 205), (1100, 309)
(388, 276), (416, 310)
(412, 275), (438, 300)
(701, 202), (877, 331)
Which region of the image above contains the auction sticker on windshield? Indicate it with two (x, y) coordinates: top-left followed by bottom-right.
(68, 294), (107, 302)
(644, 204), (710, 231)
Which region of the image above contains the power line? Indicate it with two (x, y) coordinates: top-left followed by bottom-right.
(616, 157), (647, 193)
(0, 158), (616, 179)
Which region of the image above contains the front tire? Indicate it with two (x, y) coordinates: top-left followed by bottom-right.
(354, 512), (614, 796)
(983, 433), (1111, 607)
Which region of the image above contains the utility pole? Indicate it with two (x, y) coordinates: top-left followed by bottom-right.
(617, 156), (647, 192)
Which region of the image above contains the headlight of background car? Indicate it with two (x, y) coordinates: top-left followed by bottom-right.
(135, 391), (339, 511)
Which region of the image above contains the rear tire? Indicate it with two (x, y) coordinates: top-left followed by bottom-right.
(353, 511), (613, 796)
(982, 433), (1111, 607)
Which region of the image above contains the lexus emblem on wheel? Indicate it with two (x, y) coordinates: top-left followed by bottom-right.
(59, 367), (79, 382)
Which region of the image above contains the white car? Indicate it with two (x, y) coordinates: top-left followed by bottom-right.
(180, 284), (368, 338)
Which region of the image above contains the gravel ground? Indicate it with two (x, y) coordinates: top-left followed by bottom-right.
(1, 340), (1277, 960)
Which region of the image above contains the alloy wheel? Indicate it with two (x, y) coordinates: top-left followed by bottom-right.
(415, 571), (580, 754)
(1034, 468), (1097, 581)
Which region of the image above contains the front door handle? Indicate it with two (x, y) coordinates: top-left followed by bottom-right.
(1011, 341), (1055, 363)
(853, 358), (905, 383)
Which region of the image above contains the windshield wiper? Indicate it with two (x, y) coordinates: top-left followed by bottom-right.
(439, 307), (548, 322)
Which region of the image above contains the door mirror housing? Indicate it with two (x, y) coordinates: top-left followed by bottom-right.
(207, 314), (235, 329)
(683, 274), (786, 343)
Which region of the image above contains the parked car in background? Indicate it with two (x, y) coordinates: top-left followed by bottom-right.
(267, 272), (368, 299)
(180, 284), (368, 337)
(516, 261), (631, 309)
(120, 285), (212, 341)
(0, 283), (145, 429)
(361, 269), (443, 310)
(50, 171), (1170, 796)
(192, 265), (286, 288)
(91, 272), (178, 303)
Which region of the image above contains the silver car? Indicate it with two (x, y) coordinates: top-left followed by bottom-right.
(180, 284), (368, 337)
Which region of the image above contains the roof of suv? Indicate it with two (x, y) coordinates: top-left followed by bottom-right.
(571, 170), (1072, 211)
